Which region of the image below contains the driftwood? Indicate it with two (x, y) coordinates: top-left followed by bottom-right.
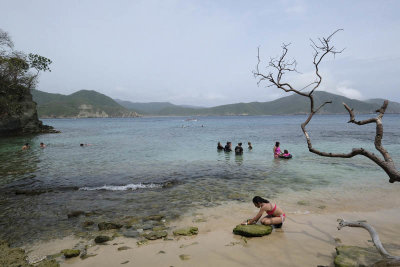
(253, 29), (400, 183)
(338, 219), (400, 264)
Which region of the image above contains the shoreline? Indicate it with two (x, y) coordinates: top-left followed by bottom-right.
(23, 187), (400, 267)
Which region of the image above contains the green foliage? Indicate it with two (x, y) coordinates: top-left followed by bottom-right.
(28, 53), (52, 73)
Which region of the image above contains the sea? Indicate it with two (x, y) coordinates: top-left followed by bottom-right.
(0, 115), (399, 245)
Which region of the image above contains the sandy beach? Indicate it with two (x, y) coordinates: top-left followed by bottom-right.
(24, 186), (400, 267)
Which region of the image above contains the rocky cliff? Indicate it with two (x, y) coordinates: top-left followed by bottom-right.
(0, 84), (58, 136)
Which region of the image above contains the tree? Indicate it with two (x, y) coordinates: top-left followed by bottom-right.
(0, 28), (52, 92)
(254, 30), (400, 264)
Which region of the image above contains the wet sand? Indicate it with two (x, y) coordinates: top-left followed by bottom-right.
(25, 187), (400, 267)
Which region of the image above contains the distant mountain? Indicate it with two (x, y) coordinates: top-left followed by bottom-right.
(118, 91), (400, 116)
(114, 100), (177, 115)
(32, 89), (140, 118)
(33, 89), (400, 118)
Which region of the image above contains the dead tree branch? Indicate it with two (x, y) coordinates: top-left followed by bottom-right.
(338, 219), (400, 262)
(254, 29), (400, 183)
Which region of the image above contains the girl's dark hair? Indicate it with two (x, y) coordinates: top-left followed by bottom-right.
(252, 196), (269, 204)
(275, 142), (280, 147)
(284, 149), (288, 154)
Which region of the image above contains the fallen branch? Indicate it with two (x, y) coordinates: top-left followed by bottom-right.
(337, 219), (400, 262)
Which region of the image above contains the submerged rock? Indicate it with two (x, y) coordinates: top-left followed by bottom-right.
(122, 230), (140, 238)
(232, 225), (272, 237)
(82, 220), (95, 227)
(94, 235), (111, 244)
(144, 215), (164, 221)
(173, 227), (198, 236)
(36, 259), (60, 267)
(67, 211), (85, 218)
(117, 246), (132, 251)
(61, 249), (80, 258)
(144, 231), (168, 240)
(334, 245), (383, 267)
(98, 222), (123, 230)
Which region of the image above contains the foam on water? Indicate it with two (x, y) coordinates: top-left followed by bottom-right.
(79, 183), (161, 191)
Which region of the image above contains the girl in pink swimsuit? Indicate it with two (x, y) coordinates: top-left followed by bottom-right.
(242, 196), (286, 228)
(273, 141), (281, 158)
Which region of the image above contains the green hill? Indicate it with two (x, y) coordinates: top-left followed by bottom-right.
(31, 89), (140, 118)
(32, 89), (400, 117)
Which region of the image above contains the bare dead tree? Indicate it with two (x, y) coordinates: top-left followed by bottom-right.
(254, 29), (400, 183)
(254, 29), (400, 264)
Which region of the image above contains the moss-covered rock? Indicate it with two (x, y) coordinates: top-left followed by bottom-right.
(61, 249), (80, 258)
(98, 222), (122, 230)
(144, 231), (168, 240)
(94, 235), (111, 244)
(334, 245), (383, 267)
(232, 224), (272, 237)
(0, 240), (30, 267)
(173, 227), (198, 236)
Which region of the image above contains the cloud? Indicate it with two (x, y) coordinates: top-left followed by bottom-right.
(335, 86), (363, 100)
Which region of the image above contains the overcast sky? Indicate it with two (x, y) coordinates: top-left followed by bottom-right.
(1, 0), (400, 106)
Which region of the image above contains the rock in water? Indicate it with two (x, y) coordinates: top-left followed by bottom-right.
(232, 225), (272, 237)
(98, 222), (123, 230)
(61, 249), (80, 258)
(334, 245), (383, 267)
(173, 227), (198, 236)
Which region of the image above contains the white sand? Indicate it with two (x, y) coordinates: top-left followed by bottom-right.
(25, 187), (400, 267)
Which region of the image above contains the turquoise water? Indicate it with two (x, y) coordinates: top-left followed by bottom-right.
(0, 115), (399, 245)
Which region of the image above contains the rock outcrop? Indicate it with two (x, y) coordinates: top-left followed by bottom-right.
(0, 85), (58, 136)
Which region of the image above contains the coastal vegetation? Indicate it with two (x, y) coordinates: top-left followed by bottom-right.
(0, 28), (56, 135)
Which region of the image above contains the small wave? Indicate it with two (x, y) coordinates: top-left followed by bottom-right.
(79, 183), (162, 191)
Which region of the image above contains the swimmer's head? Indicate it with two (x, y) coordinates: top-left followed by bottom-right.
(80, 144), (84, 146)
(238, 143), (242, 146)
(284, 149), (288, 154)
(275, 141), (280, 147)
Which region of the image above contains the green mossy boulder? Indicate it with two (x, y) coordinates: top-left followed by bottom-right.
(61, 249), (80, 258)
(94, 235), (111, 244)
(232, 224), (273, 237)
(334, 245), (383, 267)
(144, 231), (168, 240)
(173, 227), (198, 236)
(0, 240), (30, 267)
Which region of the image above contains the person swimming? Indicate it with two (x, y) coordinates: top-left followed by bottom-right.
(273, 141), (281, 158)
(279, 149), (292, 159)
(234, 143), (243, 155)
(217, 142), (224, 150)
(22, 143), (30, 150)
(248, 142), (252, 150)
(242, 196), (286, 228)
(40, 142), (46, 148)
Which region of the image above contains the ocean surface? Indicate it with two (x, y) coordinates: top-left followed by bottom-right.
(1, 115), (399, 245)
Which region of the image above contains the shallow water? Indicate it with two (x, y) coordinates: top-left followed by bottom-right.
(0, 115), (399, 245)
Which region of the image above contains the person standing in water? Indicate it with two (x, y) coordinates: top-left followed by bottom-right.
(273, 141), (281, 158)
(248, 142), (253, 150)
(235, 143), (243, 155)
(242, 196), (286, 228)
(40, 142), (46, 148)
(224, 142), (232, 152)
(217, 142), (224, 150)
